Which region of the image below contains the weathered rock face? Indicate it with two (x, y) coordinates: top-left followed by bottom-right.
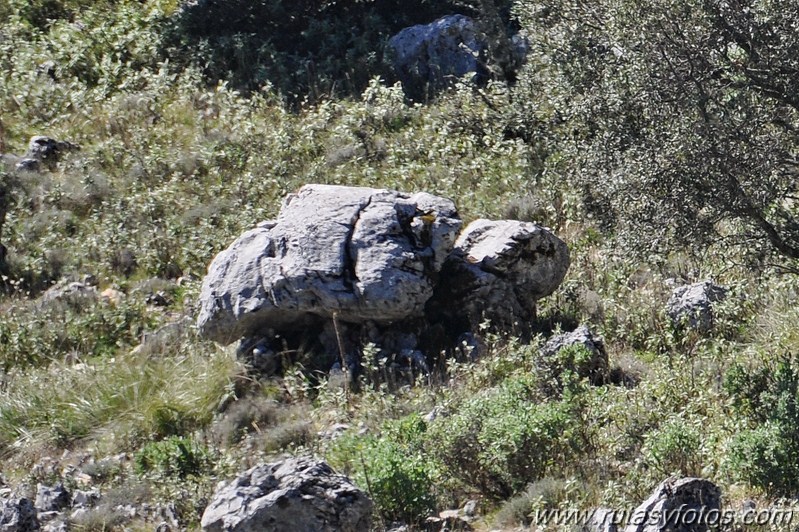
(198, 184), (461, 345)
(429, 219), (570, 336)
(624, 477), (721, 532)
(200, 456), (372, 532)
(666, 281), (727, 332)
(386, 15), (486, 98)
(0, 497), (40, 532)
(541, 326), (608, 385)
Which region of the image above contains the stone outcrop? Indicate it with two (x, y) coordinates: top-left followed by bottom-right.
(386, 15), (487, 98)
(198, 184), (570, 376)
(198, 184), (461, 345)
(1, 136), (79, 173)
(201, 456), (372, 532)
(386, 15), (528, 99)
(624, 477), (721, 532)
(666, 281), (727, 332)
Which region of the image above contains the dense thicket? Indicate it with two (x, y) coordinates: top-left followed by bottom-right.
(515, 0), (799, 268)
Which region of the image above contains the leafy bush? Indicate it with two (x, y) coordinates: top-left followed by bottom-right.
(514, 0), (799, 267)
(427, 375), (589, 498)
(134, 436), (212, 478)
(641, 417), (703, 477)
(724, 355), (799, 494)
(329, 414), (437, 526)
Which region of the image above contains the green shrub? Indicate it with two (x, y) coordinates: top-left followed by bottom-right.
(724, 355), (799, 494)
(427, 375), (589, 498)
(641, 417), (702, 477)
(134, 436), (212, 478)
(329, 414), (436, 526)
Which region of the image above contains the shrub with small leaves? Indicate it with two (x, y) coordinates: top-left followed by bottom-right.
(134, 436), (213, 479)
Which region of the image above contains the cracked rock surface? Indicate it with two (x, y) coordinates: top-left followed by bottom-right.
(197, 184), (461, 345)
(428, 219), (570, 336)
(200, 456), (372, 532)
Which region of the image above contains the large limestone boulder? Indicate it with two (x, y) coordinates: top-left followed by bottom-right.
(386, 15), (487, 98)
(624, 477), (721, 532)
(201, 457), (372, 532)
(198, 184), (461, 345)
(428, 219), (570, 336)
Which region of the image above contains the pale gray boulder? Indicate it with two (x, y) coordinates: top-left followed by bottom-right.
(429, 219), (570, 336)
(624, 477), (721, 532)
(198, 184), (461, 345)
(201, 457), (372, 532)
(387, 15), (487, 98)
(666, 281), (727, 332)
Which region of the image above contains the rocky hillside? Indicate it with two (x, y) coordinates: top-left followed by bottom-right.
(3, 0), (799, 530)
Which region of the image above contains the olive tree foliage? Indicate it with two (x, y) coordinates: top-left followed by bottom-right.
(513, 0), (799, 267)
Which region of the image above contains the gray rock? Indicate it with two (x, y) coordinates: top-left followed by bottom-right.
(624, 477), (721, 532)
(200, 456), (372, 532)
(70, 490), (99, 509)
(666, 281), (727, 331)
(387, 15), (486, 97)
(40, 521), (67, 532)
(40, 282), (97, 305)
(386, 15), (528, 99)
(198, 184), (461, 345)
(235, 337), (280, 375)
(0, 497), (39, 532)
(541, 326), (608, 385)
(430, 219), (569, 336)
(34, 484), (69, 513)
(14, 159), (40, 173)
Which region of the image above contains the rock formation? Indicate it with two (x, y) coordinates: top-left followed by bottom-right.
(201, 456), (372, 532)
(197, 184), (570, 377)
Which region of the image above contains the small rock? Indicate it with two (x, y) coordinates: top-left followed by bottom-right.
(666, 281), (727, 332)
(319, 423), (350, 441)
(41, 282), (97, 305)
(41, 521), (68, 532)
(14, 158), (40, 172)
(145, 291), (171, 307)
(35, 483), (70, 512)
(24, 136), (77, 170)
(69, 508), (88, 521)
(462, 500), (478, 518)
(70, 490), (99, 509)
(541, 326), (609, 385)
